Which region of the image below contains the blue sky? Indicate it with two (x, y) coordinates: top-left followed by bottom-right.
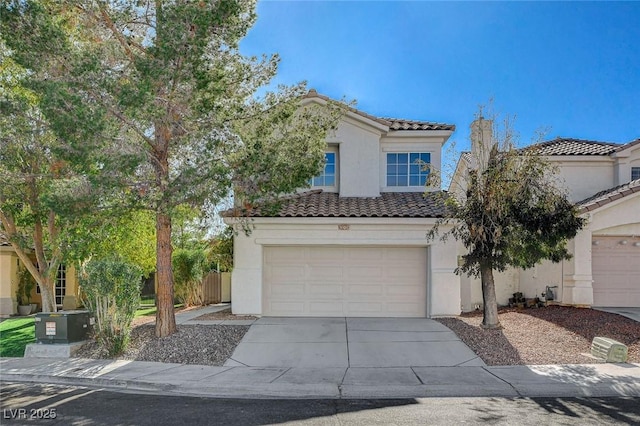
(240, 1), (640, 160)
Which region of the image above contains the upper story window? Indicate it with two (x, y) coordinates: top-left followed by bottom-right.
(311, 151), (337, 188)
(386, 153), (431, 186)
(632, 167), (640, 181)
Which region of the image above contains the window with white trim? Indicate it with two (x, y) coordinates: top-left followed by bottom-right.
(55, 264), (66, 306)
(386, 152), (431, 187)
(310, 150), (338, 189)
(632, 167), (640, 181)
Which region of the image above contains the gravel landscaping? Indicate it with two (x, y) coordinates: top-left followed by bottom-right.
(74, 305), (639, 367)
(435, 306), (640, 366)
(74, 324), (249, 366)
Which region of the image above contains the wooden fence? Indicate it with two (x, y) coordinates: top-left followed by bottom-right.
(201, 272), (231, 305)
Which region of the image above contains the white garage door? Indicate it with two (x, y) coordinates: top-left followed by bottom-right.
(263, 246), (427, 317)
(592, 236), (640, 307)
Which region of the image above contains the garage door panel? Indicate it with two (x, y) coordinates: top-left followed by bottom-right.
(347, 302), (384, 315)
(311, 248), (346, 263)
(270, 283), (306, 296)
(308, 284), (343, 296)
(384, 267), (424, 279)
(269, 266), (306, 282)
(264, 246), (427, 317)
(592, 236), (640, 308)
(309, 302), (344, 315)
(348, 284), (384, 296)
(308, 266), (344, 280)
(387, 285), (423, 296)
(386, 302), (425, 316)
(270, 301), (306, 315)
(265, 247), (306, 262)
(348, 248), (384, 261)
(345, 266), (384, 279)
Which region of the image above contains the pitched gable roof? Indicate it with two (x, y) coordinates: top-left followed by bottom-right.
(613, 138), (640, 153)
(224, 190), (449, 218)
(524, 138), (621, 156)
(384, 118), (455, 131)
(304, 90), (455, 133)
(578, 179), (640, 212)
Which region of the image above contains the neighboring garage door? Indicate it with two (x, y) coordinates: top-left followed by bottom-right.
(592, 236), (640, 307)
(263, 246), (427, 317)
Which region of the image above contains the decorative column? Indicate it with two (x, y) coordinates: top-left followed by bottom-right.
(562, 227), (594, 306)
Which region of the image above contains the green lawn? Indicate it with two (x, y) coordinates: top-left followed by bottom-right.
(139, 297), (156, 307)
(0, 304), (183, 358)
(0, 317), (35, 357)
(134, 303), (183, 318)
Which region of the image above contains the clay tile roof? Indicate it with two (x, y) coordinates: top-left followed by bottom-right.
(524, 138), (621, 156)
(304, 90), (455, 132)
(225, 190), (450, 218)
(613, 138), (640, 153)
(383, 118), (456, 132)
(578, 179), (640, 212)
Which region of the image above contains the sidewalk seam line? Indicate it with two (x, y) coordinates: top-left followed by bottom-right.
(344, 317), (350, 369)
(410, 367), (425, 385)
(269, 367), (290, 383)
(482, 366), (522, 397)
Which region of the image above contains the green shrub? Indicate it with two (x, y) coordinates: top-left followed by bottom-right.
(80, 258), (142, 356)
(172, 249), (207, 306)
(15, 264), (36, 306)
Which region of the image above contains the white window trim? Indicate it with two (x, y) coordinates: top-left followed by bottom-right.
(383, 151), (432, 191)
(310, 145), (339, 193)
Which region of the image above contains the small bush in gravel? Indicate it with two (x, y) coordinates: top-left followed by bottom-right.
(80, 258), (143, 357)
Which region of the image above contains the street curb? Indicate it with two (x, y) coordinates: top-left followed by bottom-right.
(3, 373), (640, 400)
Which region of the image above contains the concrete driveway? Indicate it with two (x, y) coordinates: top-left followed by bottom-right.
(224, 317), (484, 368)
(594, 307), (640, 323)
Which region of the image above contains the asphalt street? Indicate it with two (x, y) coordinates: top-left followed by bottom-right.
(1, 381), (639, 425)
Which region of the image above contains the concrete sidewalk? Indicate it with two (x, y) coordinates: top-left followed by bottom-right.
(1, 357), (639, 399)
(4, 308), (639, 399)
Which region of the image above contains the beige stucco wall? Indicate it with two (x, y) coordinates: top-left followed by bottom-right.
(0, 247), (19, 317)
(550, 157), (616, 202)
(612, 145), (640, 185)
(331, 117), (383, 197)
(228, 218), (461, 317)
(0, 256), (81, 315)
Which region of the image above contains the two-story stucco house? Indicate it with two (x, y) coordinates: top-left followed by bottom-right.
(452, 125), (640, 312)
(224, 91), (462, 318)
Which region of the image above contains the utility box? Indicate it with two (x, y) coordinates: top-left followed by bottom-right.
(34, 310), (94, 344)
(591, 336), (628, 363)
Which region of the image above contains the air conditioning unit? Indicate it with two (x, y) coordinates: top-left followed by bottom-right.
(34, 310), (94, 344)
(591, 337), (628, 363)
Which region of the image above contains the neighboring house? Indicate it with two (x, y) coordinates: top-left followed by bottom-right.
(0, 236), (80, 317)
(224, 91), (461, 317)
(451, 128), (640, 311)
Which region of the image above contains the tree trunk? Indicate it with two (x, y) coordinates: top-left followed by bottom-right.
(480, 263), (501, 329)
(39, 278), (56, 313)
(155, 211), (176, 337)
